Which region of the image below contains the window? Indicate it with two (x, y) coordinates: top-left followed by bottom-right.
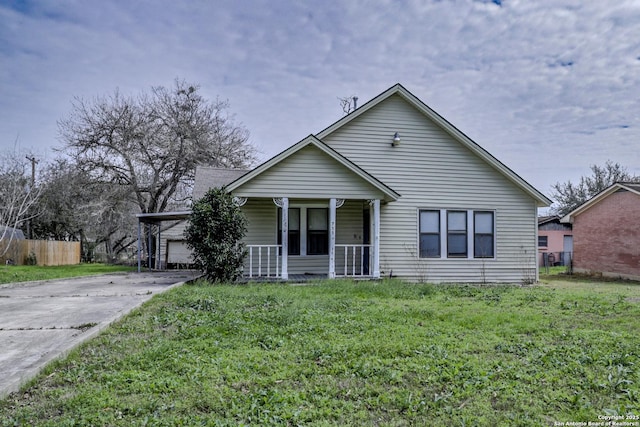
(419, 209), (496, 259)
(277, 207), (328, 256)
(307, 208), (328, 255)
(277, 208), (300, 255)
(419, 210), (440, 257)
(474, 211), (494, 258)
(447, 211), (467, 257)
(538, 235), (548, 247)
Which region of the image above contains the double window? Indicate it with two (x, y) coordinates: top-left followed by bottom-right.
(278, 207), (328, 255)
(419, 209), (495, 258)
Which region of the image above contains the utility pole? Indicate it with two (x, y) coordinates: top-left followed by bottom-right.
(25, 155), (38, 239)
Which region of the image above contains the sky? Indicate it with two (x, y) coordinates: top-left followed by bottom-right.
(1, 0), (640, 208)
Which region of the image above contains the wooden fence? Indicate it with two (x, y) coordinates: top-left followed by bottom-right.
(0, 240), (81, 266)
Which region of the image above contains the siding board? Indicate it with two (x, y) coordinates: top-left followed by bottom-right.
(322, 94), (538, 283)
(233, 145), (386, 200)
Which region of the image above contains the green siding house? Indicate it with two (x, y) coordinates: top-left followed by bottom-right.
(192, 83), (551, 283)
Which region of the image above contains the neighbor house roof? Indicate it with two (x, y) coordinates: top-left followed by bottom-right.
(226, 135), (401, 202)
(561, 182), (640, 223)
(0, 225), (25, 241)
(538, 215), (561, 226)
(317, 83), (552, 207)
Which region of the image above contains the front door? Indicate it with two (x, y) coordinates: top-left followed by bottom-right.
(563, 235), (573, 266)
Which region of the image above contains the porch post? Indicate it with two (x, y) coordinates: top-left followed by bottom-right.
(372, 199), (381, 279)
(157, 225), (161, 270)
(281, 197), (289, 280)
(137, 219), (141, 273)
(329, 198), (336, 279)
(147, 223), (152, 271)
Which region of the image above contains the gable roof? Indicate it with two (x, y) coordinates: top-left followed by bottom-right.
(317, 83), (552, 207)
(561, 182), (640, 223)
(538, 215), (561, 226)
(227, 135), (400, 202)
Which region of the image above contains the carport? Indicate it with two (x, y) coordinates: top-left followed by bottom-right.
(136, 211), (191, 272)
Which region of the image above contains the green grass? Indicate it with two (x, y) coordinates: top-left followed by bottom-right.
(1, 279), (639, 426)
(539, 265), (569, 276)
(0, 263), (136, 285)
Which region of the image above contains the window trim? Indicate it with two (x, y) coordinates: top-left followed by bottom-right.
(306, 208), (329, 255)
(419, 210), (441, 258)
(418, 209), (496, 260)
(537, 235), (548, 248)
(447, 210), (468, 258)
(276, 204), (329, 257)
(277, 207), (300, 256)
(473, 211), (495, 258)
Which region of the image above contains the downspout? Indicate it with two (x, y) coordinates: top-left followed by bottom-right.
(534, 201), (539, 283)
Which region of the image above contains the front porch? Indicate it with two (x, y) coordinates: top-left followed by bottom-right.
(240, 197), (382, 280)
(219, 134), (400, 280)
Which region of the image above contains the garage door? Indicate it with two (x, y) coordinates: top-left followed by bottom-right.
(166, 240), (193, 264)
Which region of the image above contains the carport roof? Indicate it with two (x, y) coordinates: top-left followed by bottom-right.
(136, 211), (191, 223)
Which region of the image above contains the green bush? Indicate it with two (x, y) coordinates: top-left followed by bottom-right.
(25, 250), (37, 266)
(185, 187), (247, 282)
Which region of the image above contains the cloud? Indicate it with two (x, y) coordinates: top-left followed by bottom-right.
(1, 0), (639, 199)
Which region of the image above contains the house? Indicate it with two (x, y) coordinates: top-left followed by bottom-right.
(561, 182), (640, 280)
(184, 83), (551, 283)
(537, 215), (572, 266)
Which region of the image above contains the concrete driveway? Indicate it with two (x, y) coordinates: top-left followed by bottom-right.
(0, 271), (199, 398)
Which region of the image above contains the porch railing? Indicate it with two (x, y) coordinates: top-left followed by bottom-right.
(247, 245), (281, 278)
(335, 244), (372, 277)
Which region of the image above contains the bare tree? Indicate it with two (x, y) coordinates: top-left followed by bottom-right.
(0, 147), (41, 258)
(58, 79), (257, 216)
(551, 160), (640, 216)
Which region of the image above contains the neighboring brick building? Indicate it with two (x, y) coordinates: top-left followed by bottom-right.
(561, 182), (640, 280)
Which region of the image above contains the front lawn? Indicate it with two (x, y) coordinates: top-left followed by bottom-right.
(0, 264), (136, 285)
(1, 279), (639, 425)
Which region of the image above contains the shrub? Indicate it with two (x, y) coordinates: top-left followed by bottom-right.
(185, 187), (247, 282)
(25, 250), (37, 266)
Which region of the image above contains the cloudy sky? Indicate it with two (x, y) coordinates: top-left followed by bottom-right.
(2, 0), (640, 205)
